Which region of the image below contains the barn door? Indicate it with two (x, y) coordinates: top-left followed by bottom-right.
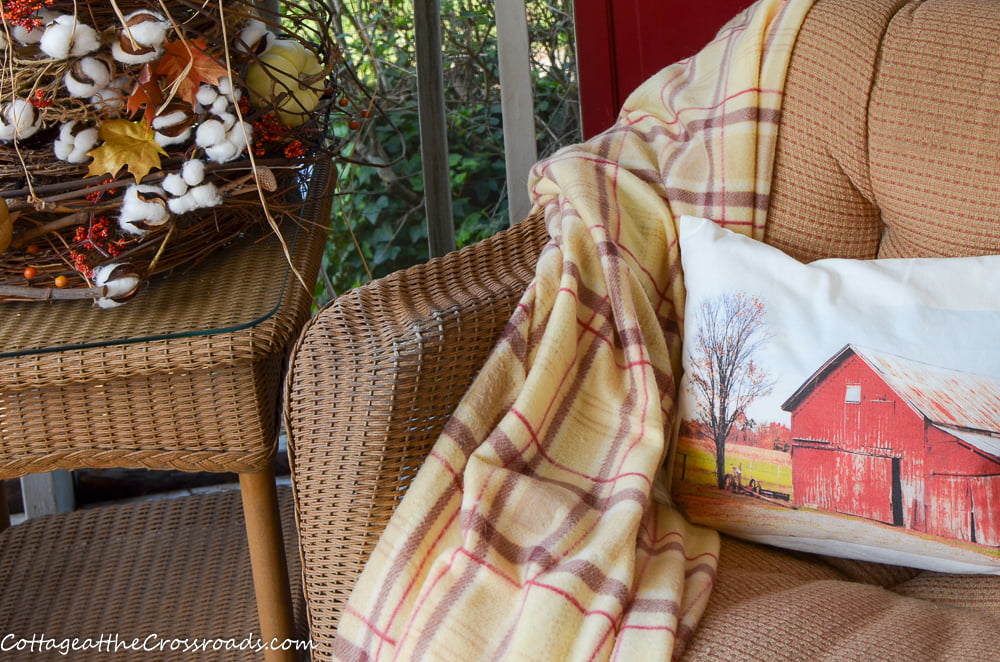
(793, 448), (901, 525)
(891, 457), (903, 526)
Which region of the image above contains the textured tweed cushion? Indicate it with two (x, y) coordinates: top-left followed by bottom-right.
(767, 0), (1000, 261)
(682, 536), (1000, 661)
(675, 0), (1000, 657)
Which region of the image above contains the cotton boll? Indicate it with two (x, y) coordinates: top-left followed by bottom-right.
(92, 262), (141, 309)
(122, 10), (169, 47)
(38, 15), (74, 58)
(90, 87), (127, 114)
(154, 126), (191, 147)
(53, 121), (77, 160)
(210, 95), (230, 116)
(205, 140), (239, 163)
(151, 110), (189, 132)
(12, 24), (43, 45)
(53, 121), (98, 163)
(235, 20), (273, 55)
(195, 119), (226, 148)
(161, 173), (189, 197)
(215, 112), (237, 131)
(151, 107), (195, 146)
(181, 159), (206, 186)
(67, 127), (98, 162)
(188, 182), (222, 209)
(119, 184), (169, 235)
(40, 15), (100, 59)
(64, 56), (114, 97)
(111, 38), (161, 65)
(91, 75), (133, 115)
(228, 122), (251, 151)
(53, 135), (72, 160)
(0, 99), (41, 141)
(167, 193), (198, 215)
(151, 102), (195, 148)
(217, 77), (241, 103)
(168, 183), (224, 214)
(196, 85), (219, 107)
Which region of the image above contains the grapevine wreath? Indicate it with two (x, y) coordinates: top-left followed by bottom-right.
(0, 0), (369, 307)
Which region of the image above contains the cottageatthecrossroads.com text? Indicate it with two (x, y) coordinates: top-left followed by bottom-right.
(1, 633), (316, 655)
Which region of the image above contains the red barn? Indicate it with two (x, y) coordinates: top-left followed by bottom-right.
(781, 344), (1000, 547)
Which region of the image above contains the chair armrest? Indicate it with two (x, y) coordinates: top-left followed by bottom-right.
(283, 210), (548, 648)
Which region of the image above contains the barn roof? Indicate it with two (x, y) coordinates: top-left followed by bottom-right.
(782, 344), (1000, 441)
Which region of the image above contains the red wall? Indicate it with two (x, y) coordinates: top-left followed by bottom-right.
(574, 0), (752, 137)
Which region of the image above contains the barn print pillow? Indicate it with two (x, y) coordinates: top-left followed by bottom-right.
(666, 215), (1000, 574)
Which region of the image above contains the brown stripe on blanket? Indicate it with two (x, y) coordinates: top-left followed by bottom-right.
(629, 597), (682, 616)
(356, 474), (463, 652)
(477, 429), (653, 514)
(663, 188), (770, 213)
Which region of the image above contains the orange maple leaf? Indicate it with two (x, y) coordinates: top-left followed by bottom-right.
(127, 64), (164, 124)
(87, 119), (167, 183)
(154, 38), (228, 106)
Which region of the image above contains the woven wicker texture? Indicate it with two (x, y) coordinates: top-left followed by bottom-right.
(284, 0), (1000, 658)
(284, 211), (548, 655)
(0, 487), (308, 662)
(0, 164), (332, 476)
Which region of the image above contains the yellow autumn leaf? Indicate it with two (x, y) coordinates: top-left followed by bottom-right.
(87, 119), (166, 183)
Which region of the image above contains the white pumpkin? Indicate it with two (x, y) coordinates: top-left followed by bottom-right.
(245, 39), (324, 128)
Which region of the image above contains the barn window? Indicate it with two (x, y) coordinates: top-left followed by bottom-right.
(845, 384), (862, 404)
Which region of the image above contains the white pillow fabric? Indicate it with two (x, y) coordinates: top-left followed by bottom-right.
(669, 215), (1000, 574)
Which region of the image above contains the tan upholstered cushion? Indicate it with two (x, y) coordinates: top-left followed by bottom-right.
(765, 0), (906, 261)
(767, 0), (1000, 260)
(681, 537), (1000, 661)
(868, 0), (1000, 258)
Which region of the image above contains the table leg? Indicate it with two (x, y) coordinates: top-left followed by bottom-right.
(0, 481), (8, 532)
(239, 469), (298, 662)
(20, 471), (74, 518)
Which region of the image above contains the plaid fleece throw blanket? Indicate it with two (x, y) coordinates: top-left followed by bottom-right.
(333, 1), (813, 659)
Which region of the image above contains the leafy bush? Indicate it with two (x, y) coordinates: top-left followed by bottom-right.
(319, 0), (579, 301)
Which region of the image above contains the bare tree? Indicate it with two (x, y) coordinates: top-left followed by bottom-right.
(688, 291), (775, 489)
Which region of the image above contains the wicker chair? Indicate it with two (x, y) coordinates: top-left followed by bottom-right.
(284, 212), (547, 654)
(285, 0), (1000, 659)
(0, 165), (333, 662)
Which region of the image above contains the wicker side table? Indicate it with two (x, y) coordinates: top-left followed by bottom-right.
(0, 164), (332, 661)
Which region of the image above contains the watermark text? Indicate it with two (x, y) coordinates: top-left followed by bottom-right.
(1, 632), (316, 656)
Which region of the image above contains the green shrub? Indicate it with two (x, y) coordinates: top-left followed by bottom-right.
(318, 0), (579, 302)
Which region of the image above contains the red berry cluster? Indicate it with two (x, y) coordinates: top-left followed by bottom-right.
(283, 140), (305, 159)
(250, 113), (289, 157)
(70, 216), (127, 278)
(1, 0), (56, 30)
(29, 89), (52, 109)
(85, 179), (117, 203)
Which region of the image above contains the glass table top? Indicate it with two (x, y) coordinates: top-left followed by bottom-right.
(0, 164), (329, 359)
